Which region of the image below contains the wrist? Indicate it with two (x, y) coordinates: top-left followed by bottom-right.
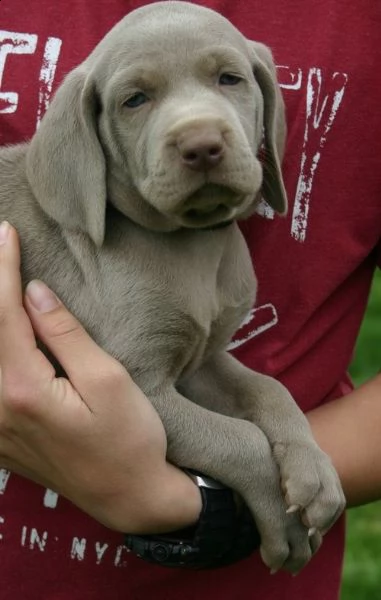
(148, 462), (203, 533)
(125, 468), (261, 569)
(107, 462), (202, 535)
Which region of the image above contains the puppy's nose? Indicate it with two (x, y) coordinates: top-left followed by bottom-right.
(177, 128), (225, 171)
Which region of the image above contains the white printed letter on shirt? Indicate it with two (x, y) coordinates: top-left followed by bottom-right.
(0, 31), (38, 114)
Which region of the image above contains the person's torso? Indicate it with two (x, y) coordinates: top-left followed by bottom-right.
(0, 0), (380, 598)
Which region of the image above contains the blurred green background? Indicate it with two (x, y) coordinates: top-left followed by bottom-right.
(341, 268), (381, 600)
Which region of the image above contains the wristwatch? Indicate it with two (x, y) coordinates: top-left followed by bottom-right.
(124, 469), (260, 569)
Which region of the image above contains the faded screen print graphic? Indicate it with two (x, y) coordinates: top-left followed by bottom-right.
(0, 29), (348, 565)
(0, 469), (131, 567)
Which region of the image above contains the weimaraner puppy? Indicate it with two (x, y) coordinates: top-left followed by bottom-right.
(0, 1), (345, 573)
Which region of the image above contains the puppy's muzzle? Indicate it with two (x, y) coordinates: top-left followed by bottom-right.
(166, 119), (242, 225)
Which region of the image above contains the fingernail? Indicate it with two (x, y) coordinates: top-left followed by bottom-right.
(26, 280), (60, 313)
(308, 527), (317, 537)
(0, 221), (10, 245)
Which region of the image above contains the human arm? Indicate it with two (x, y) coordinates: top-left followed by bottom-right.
(307, 373), (381, 508)
(0, 221), (202, 534)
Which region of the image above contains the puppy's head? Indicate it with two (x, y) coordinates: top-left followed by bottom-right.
(27, 1), (287, 246)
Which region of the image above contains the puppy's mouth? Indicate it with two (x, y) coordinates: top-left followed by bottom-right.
(180, 183), (244, 228)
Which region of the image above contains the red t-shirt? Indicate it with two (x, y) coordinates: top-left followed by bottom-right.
(1, 0), (380, 598)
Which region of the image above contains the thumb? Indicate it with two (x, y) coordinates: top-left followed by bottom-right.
(25, 280), (117, 387)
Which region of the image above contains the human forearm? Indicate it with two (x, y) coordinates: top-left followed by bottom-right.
(307, 373), (381, 507)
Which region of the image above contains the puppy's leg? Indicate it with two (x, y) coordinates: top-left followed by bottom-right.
(178, 351), (346, 570)
(149, 385), (315, 573)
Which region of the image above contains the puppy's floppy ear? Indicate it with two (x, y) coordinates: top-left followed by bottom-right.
(249, 42), (288, 215)
(26, 68), (106, 246)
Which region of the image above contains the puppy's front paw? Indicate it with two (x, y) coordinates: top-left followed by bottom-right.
(259, 509), (323, 575)
(273, 441), (346, 536)
(241, 446), (325, 574)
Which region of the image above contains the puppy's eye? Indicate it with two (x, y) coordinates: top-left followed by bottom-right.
(124, 92), (149, 108)
(219, 73), (243, 86)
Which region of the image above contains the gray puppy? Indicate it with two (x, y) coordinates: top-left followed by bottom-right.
(0, 1), (345, 573)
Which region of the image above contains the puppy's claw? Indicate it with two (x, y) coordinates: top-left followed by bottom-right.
(286, 504), (300, 514)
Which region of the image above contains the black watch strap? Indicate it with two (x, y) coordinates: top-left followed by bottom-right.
(125, 470), (260, 569)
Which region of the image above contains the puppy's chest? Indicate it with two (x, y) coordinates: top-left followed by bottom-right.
(63, 224), (256, 387)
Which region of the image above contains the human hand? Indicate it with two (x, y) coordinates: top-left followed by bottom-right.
(0, 221), (201, 533)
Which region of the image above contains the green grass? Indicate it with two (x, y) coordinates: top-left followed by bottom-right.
(342, 503), (381, 600)
(348, 270), (381, 387)
(341, 269), (381, 600)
